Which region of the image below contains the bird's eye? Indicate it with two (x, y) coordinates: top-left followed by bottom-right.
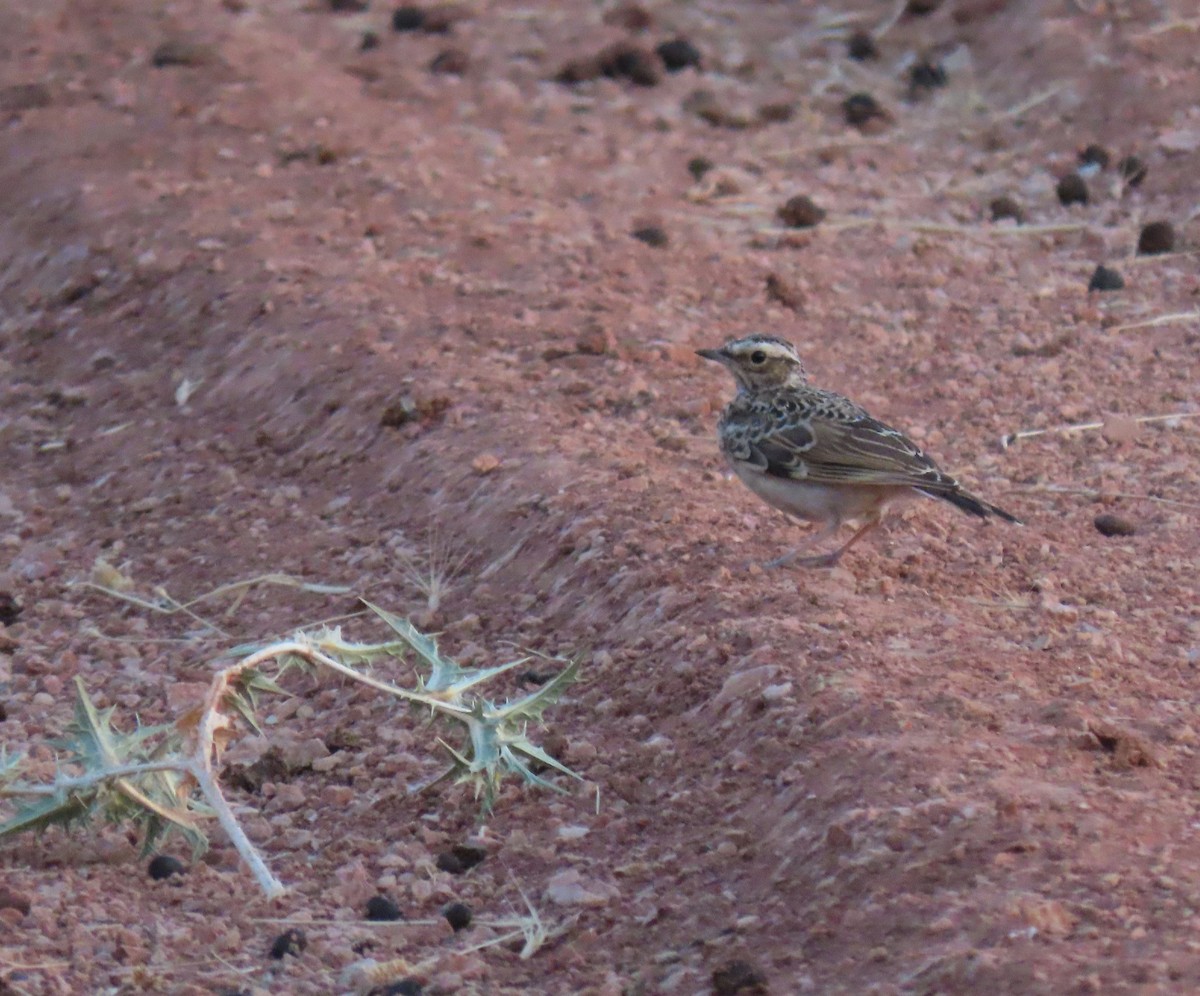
(750, 350), (767, 365)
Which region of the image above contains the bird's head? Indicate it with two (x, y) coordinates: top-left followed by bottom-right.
(696, 334), (808, 392)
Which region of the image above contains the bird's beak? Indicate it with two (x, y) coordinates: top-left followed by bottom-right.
(695, 347), (725, 362)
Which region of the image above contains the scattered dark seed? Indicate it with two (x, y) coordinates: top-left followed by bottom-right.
(1078, 143), (1109, 170)
(765, 273), (805, 311)
(843, 92), (883, 127)
(1117, 154), (1147, 187)
(360, 30), (381, 50)
(366, 981), (423, 996)
(687, 156), (714, 180)
(1087, 265), (1124, 292)
(0, 703), (7, 722)
(656, 37), (702, 72)
(989, 196), (1024, 223)
(329, 0), (370, 10)
(776, 195), (825, 229)
(909, 59), (946, 91)
(905, 0), (942, 13)
(518, 669), (555, 686)
(1055, 173), (1088, 206)
(436, 844), (488, 874)
(603, 2), (654, 31)
(442, 901), (473, 932)
(151, 40), (219, 68)
(1094, 513), (1136, 537)
(366, 895), (404, 922)
(147, 855), (186, 881)
(269, 928), (308, 960)
(632, 225), (669, 247)
(0, 593), (20, 626)
(554, 57), (601, 84)
(846, 30), (878, 61)
(1136, 220), (1174, 255)
(429, 47), (468, 74)
(391, 6), (425, 31)
(712, 959), (769, 995)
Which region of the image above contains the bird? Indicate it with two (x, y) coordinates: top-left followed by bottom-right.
(696, 333), (1020, 568)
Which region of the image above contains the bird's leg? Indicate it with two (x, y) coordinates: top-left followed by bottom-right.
(790, 518), (881, 569)
(765, 517), (841, 569)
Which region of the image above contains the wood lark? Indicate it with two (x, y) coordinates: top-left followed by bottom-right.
(697, 334), (1021, 567)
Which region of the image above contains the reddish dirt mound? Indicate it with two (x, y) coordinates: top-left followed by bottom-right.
(2, 0), (1198, 992)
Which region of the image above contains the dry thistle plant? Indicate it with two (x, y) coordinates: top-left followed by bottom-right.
(0, 602), (581, 897)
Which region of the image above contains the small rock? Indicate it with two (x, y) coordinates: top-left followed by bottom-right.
(1117, 154), (1147, 187)
(391, 6), (426, 31)
(776, 194), (825, 228)
(1055, 173), (1088, 206)
(0, 592), (20, 626)
(846, 30), (878, 61)
(632, 225), (669, 247)
(361, 30), (381, 50)
(545, 869), (616, 906)
(442, 901), (472, 931)
(843, 92), (884, 127)
(684, 89), (752, 129)
(765, 272), (805, 311)
(151, 40), (219, 67)
(712, 959), (769, 995)
(435, 843), (488, 874)
(1093, 513), (1136, 537)
(687, 156), (714, 180)
(1087, 265), (1123, 292)
(757, 101), (794, 123)
(366, 895), (404, 921)
(1088, 719), (1158, 768)
(989, 196), (1024, 223)
(656, 37), (702, 72)
(1078, 143), (1109, 170)
(1136, 220), (1174, 255)
(429, 47), (468, 74)
(147, 855), (186, 881)
(576, 322), (616, 355)
(908, 59), (946, 92)
(269, 928), (307, 959)
(471, 453), (501, 475)
(0, 887), (33, 915)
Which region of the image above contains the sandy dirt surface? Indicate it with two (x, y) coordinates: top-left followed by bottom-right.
(2, 0), (1199, 993)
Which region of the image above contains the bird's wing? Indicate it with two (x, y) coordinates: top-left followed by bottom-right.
(745, 413), (957, 492)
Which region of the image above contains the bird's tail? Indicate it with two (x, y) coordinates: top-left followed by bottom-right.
(920, 486), (1022, 524)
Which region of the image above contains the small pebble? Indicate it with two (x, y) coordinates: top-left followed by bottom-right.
(391, 6), (426, 31)
(776, 195), (825, 229)
(269, 928), (307, 959)
(1055, 173), (1088, 206)
(989, 196), (1024, 223)
(360, 30), (381, 50)
(429, 47), (468, 74)
(0, 592), (21, 626)
(442, 901), (473, 932)
(1136, 220), (1174, 255)
(1087, 265), (1123, 292)
(603, 2), (654, 31)
(147, 855), (186, 881)
(656, 37), (702, 72)
(846, 30), (878, 61)
(366, 895), (404, 922)
(765, 273), (805, 311)
(909, 59), (947, 91)
(632, 225), (669, 247)
(1078, 143), (1109, 170)
(1117, 154), (1147, 187)
(1094, 513), (1136, 537)
(843, 92), (883, 127)
(687, 156), (714, 180)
